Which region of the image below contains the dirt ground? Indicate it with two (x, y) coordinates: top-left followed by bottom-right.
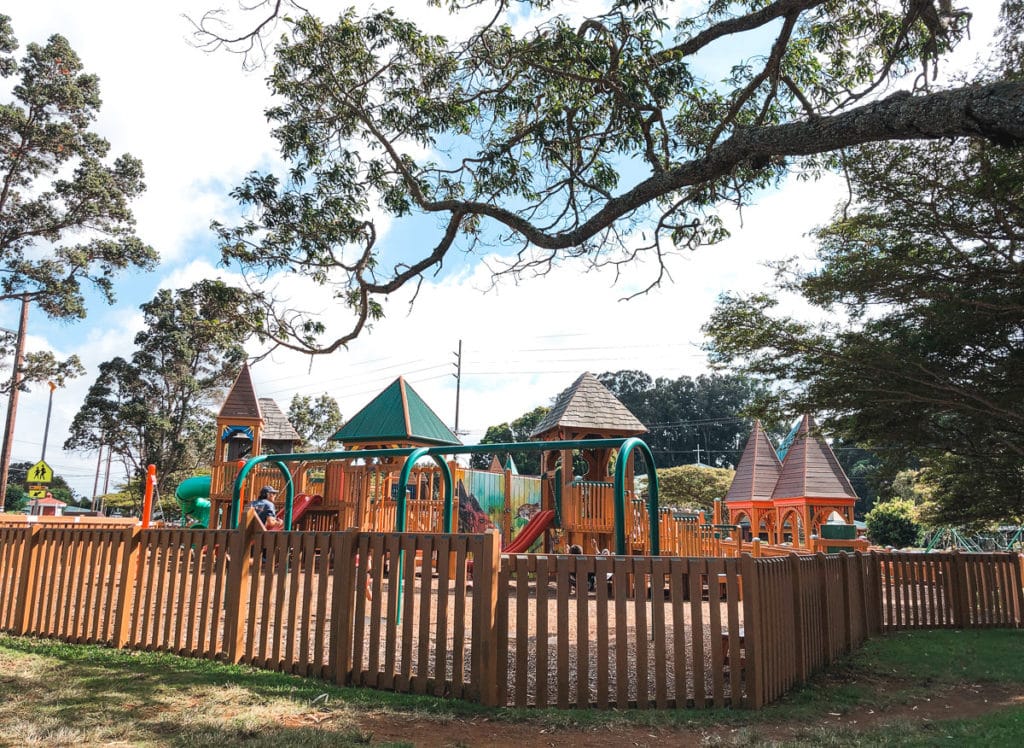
(327, 680), (1024, 747)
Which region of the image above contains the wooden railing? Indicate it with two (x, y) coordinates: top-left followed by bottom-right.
(0, 515), (138, 529)
(561, 481), (616, 534)
(0, 525), (1020, 711)
(875, 551), (1023, 630)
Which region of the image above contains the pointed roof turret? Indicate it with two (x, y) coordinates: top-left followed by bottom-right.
(257, 398), (302, 443)
(331, 376), (461, 447)
(725, 420), (783, 502)
(529, 372), (646, 439)
(772, 415), (857, 500)
(219, 363), (262, 420)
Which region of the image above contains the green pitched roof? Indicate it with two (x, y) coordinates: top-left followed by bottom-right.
(331, 377), (462, 446)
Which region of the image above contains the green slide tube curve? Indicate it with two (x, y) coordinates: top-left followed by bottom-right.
(175, 476), (212, 529)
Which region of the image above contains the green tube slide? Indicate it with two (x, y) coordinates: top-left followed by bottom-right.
(175, 475), (212, 529)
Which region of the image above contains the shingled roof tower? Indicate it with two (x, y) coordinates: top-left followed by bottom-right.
(216, 363), (264, 461)
(529, 372), (646, 440)
(531, 372), (648, 552)
(724, 415), (858, 547)
(724, 420), (782, 503)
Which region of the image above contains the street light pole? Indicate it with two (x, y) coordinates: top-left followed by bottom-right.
(40, 381), (56, 461)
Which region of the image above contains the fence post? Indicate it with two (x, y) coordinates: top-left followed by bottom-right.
(14, 526), (42, 635)
(951, 550), (971, 629)
(818, 552), (833, 659)
(854, 551), (871, 641)
(113, 527), (142, 649)
(473, 529), (502, 706)
(1017, 554), (1024, 629)
(330, 528), (359, 685)
(739, 552), (763, 708)
(871, 551), (885, 635)
(224, 511), (261, 663)
(840, 553), (853, 652)
(788, 552), (807, 682)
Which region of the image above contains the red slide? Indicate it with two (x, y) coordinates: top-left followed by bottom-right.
(275, 493), (323, 528)
(504, 509), (555, 553)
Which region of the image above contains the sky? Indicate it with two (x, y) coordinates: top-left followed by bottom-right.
(0, 1), (1001, 500)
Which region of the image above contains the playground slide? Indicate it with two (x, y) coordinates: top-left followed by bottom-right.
(276, 493), (323, 527)
(504, 509), (555, 553)
(175, 476), (212, 528)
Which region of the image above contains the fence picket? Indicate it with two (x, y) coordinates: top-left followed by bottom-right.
(634, 557), (650, 709)
(614, 556), (629, 708)
(434, 534), (452, 699)
(596, 553), (611, 708)
(669, 558), (687, 707)
(689, 558), (706, 708)
(382, 533), (402, 690)
(556, 554), (571, 709)
(651, 556), (669, 709)
(575, 555), (592, 708)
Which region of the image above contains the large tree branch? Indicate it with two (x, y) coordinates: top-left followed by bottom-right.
(417, 81), (1024, 250)
(654, 0), (826, 65)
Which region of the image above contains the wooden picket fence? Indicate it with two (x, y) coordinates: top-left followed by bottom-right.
(0, 523), (1020, 710)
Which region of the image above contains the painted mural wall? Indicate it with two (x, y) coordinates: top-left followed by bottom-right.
(456, 467), (541, 538)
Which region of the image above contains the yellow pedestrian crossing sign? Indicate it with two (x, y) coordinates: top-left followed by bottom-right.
(27, 460), (53, 484)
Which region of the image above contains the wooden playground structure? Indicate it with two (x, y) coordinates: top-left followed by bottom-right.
(199, 369), (868, 561)
(203, 369), (672, 553)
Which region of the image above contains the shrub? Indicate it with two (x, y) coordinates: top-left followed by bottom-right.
(865, 498), (922, 548)
(655, 464), (734, 512)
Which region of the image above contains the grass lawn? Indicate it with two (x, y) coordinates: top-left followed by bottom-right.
(0, 629), (1022, 746)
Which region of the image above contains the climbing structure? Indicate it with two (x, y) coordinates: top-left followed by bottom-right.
(530, 371), (648, 552)
(725, 415), (858, 547)
(209, 363), (305, 526)
(321, 376), (462, 532)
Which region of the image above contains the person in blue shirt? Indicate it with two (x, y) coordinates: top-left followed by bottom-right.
(252, 486), (282, 528)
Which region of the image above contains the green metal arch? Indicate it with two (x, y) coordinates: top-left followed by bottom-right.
(395, 448), (454, 533)
(230, 447), (419, 530)
(613, 437), (660, 555)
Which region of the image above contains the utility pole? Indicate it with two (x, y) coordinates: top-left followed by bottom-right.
(0, 294), (30, 512)
(40, 381), (57, 461)
(102, 447), (112, 495)
(91, 444), (104, 512)
(452, 339), (462, 435)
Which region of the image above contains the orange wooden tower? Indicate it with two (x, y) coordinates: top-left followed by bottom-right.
(725, 415), (858, 547)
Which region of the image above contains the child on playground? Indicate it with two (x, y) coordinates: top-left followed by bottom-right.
(252, 486), (283, 530)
